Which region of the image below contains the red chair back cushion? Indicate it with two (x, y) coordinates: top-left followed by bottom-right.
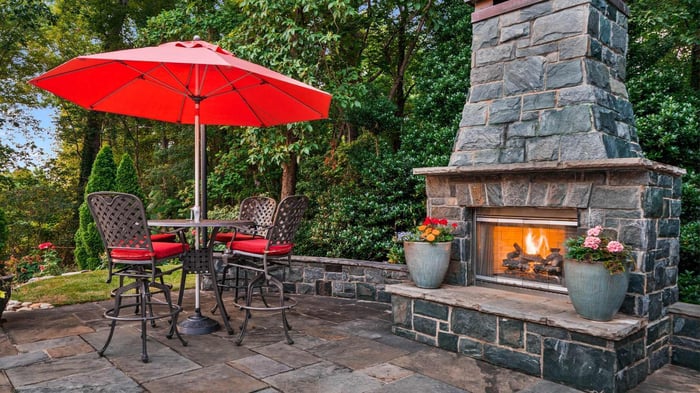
(150, 233), (177, 242)
(214, 232), (255, 243)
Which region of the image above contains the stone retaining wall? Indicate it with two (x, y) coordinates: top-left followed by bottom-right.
(207, 255), (410, 304)
(669, 302), (700, 371)
(283, 256), (410, 303)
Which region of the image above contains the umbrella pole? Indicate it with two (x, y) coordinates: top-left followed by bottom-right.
(179, 102), (221, 335)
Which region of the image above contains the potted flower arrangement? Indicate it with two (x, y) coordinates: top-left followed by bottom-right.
(402, 217), (457, 288)
(564, 225), (632, 321)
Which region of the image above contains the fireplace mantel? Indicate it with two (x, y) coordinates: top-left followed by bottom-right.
(414, 158), (685, 177)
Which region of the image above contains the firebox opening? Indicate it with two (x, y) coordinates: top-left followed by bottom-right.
(475, 208), (578, 294)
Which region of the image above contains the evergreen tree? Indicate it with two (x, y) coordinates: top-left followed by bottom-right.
(116, 153), (144, 201)
(75, 146), (117, 270)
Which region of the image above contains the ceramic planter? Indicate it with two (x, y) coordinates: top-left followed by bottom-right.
(564, 259), (629, 321)
(403, 241), (451, 289)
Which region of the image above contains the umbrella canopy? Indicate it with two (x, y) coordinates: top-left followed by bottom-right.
(29, 39), (331, 126)
(30, 38), (332, 221)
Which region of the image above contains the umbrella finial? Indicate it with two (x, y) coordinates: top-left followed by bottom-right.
(193, 35), (201, 41)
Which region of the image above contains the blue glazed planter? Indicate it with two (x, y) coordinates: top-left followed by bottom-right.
(564, 259), (630, 321)
(404, 241), (451, 289)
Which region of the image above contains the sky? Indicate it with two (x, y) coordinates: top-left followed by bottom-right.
(0, 106), (56, 167)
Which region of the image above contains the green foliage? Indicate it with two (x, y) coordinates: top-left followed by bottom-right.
(116, 153), (144, 201)
(680, 221), (700, 273)
(636, 96), (699, 170)
(678, 271), (700, 305)
(296, 133), (427, 260)
(75, 146), (116, 270)
(0, 208), (7, 262)
(0, 168), (75, 266)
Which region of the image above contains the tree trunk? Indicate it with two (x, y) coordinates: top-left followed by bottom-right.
(281, 156), (297, 200)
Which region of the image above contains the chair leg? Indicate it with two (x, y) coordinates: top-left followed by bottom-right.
(99, 280), (138, 357)
(270, 276), (294, 345)
(139, 279), (149, 363)
(152, 280), (187, 347)
(236, 272), (265, 346)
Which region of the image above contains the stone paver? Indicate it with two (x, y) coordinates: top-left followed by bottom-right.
(390, 343), (543, 392)
(252, 341), (322, 368)
(309, 335), (409, 370)
(0, 290), (696, 393)
(142, 363), (267, 393)
(229, 354), (293, 379)
(357, 363), (414, 384)
(263, 361), (382, 393)
(371, 374), (468, 393)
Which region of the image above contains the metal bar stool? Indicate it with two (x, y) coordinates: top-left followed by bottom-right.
(87, 192), (188, 362)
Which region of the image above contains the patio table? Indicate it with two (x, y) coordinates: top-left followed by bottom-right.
(148, 219), (254, 335)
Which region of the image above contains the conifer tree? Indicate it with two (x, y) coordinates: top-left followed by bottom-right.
(75, 146), (117, 270)
(116, 153), (144, 201)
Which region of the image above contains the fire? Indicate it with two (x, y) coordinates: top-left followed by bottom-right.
(525, 229), (550, 256)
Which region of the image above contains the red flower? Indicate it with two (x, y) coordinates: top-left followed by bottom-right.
(438, 219), (448, 225)
(423, 217), (432, 225)
(38, 242), (54, 250)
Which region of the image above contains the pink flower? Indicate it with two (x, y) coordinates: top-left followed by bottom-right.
(607, 241), (624, 253)
(586, 226), (602, 237)
(38, 242), (54, 250)
(583, 236), (601, 250)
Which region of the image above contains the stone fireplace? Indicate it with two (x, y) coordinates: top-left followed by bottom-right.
(387, 0), (685, 392)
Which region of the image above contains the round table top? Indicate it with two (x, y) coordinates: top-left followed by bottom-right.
(148, 218), (254, 228)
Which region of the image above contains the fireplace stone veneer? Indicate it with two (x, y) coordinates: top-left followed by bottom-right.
(387, 0), (686, 391)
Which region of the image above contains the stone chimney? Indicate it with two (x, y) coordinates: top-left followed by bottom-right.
(452, 0), (642, 166)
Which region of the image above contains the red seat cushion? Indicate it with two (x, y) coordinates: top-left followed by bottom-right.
(228, 238), (293, 256)
(214, 232), (255, 242)
(111, 242), (189, 261)
(150, 233), (177, 242)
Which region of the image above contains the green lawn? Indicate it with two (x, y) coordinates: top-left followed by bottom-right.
(11, 266), (196, 306)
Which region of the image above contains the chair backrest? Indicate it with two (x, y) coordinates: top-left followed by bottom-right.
(238, 196), (276, 235)
(87, 192), (153, 253)
(267, 195), (309, 246)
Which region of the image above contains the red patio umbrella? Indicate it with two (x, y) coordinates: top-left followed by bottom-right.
(29, 38), (332, 334)
(29, 37), (332, 221)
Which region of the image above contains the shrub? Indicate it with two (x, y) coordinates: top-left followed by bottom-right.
(678, 270), (700, 305)
(680, 221), (700, 274)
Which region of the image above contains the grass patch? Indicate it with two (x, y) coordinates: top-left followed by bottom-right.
(11, 265), (196, 306)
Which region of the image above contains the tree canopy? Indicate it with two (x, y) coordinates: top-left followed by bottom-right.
(0, 0), (698, 277)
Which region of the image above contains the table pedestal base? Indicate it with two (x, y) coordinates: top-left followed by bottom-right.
(178, 309), (220, 335)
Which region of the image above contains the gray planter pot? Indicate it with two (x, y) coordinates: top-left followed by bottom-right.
(403, 241), (451, 289)
(564, 259), (629, 321)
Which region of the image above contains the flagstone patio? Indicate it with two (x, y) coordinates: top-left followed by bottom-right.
(0, 289), (697, 392)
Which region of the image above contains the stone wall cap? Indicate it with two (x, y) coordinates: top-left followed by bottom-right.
(669, 302), (700, 319)
(414, 158), (686, 177)
(291, 255), (408, 272)
(468, 0), (629, 23)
